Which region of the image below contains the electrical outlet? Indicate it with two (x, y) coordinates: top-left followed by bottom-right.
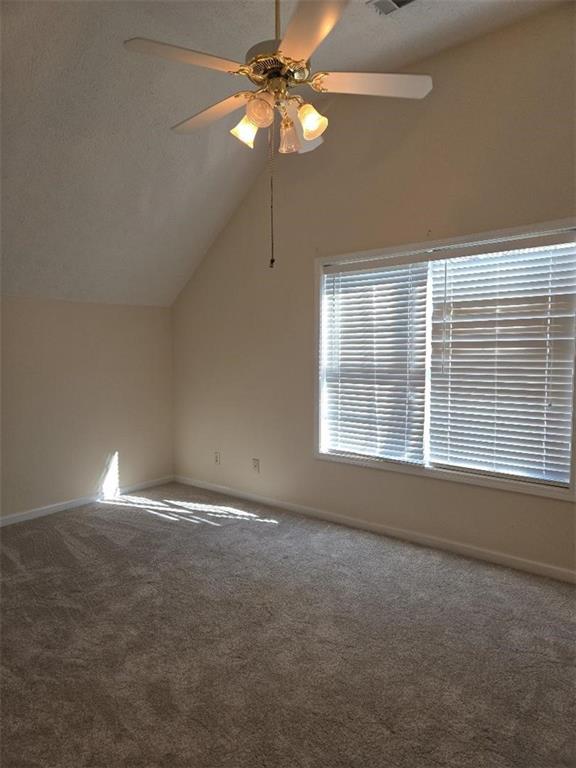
(214, 450), (221, 465)
(252, 458), (260, 474)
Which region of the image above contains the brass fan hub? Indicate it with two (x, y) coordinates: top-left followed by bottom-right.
(239, 39), (310, 91)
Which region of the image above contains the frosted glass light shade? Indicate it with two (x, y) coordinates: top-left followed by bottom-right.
(230, 115), (258, 148)
(246, 94), (274, 128)
(298, 103), (328, 140)
(278, 118), (301, 154)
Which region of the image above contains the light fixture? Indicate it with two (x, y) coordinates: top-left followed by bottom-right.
(230, 115), (259, 148)
(278, 117), (300, 154)
(246, 93), (274, 128)
(297, 103), (328, 140)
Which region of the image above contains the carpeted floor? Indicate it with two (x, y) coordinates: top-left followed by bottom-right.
(1, 482), (574, 768)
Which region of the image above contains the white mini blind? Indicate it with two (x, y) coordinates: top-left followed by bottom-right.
(429, 243), (576, 485)
(320, 262), (428, 464)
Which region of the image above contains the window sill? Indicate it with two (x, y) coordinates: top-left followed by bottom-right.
(315, 450), (575, 502)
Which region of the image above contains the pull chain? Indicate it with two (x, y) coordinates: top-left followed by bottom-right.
(268, 119), (275, 269)
(269, 0), (279, 269)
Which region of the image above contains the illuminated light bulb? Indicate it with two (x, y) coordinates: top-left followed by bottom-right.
(278, 118), (301, 154)
(246, 93), (274, 128)
(298, 103), (328, 140)
(230, 115), (258, 148)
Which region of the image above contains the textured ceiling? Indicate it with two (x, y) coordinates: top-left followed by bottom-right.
(1, 0), (559, 306)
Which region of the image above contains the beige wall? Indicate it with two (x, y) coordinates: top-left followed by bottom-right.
(1, 297), (173, 516)
(173, 5), (576, 574)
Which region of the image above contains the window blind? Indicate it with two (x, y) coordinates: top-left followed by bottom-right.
(429, 243), (576, 485)
(320, 262), (428, 463)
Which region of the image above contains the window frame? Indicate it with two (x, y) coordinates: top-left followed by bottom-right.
(314, 220), (576, 502)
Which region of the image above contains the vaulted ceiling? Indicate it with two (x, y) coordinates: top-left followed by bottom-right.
(1, 0), (558, 305)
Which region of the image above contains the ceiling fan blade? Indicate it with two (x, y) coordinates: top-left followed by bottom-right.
(280, 1), (349, 62)
(124, 38), (241, 74)
(172, 92), (251, 133)
(285, 101), (324, 154)
(313, 72), (433, 99)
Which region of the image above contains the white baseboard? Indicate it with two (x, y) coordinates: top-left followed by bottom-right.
(0, 494), (100, 528)
(120, 476), (175, 495)
(175, 475), (576, 584)
(0, 476), (175, 528)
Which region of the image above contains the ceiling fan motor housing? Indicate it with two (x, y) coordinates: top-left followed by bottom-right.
(244, 39), (282, 62)
(243, 39), (310, 90)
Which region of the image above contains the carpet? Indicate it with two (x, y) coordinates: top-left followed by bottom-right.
(1, 482), (574, 767)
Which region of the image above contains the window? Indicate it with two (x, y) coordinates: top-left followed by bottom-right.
(319, 233), (576, 494)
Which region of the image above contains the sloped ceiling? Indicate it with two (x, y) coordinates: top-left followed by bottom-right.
(1, 0), (559, 306)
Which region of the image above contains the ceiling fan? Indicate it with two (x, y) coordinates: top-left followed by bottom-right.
(124, 0), (433, 155)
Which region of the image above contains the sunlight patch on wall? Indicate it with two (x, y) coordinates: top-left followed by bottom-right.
(101, 451), (120, 498)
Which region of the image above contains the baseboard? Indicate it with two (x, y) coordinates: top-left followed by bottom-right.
(0, 476), (175, 528)
(120, 476), (175, 495)
(175, 475), (576, 584)
(0, 494), (100, 528)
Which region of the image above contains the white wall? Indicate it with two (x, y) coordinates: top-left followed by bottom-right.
(1, 298), (173, 516)
(173, 5), (576, 577)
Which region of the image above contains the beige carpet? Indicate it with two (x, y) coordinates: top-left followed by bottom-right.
(1, 482), (574, 768)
